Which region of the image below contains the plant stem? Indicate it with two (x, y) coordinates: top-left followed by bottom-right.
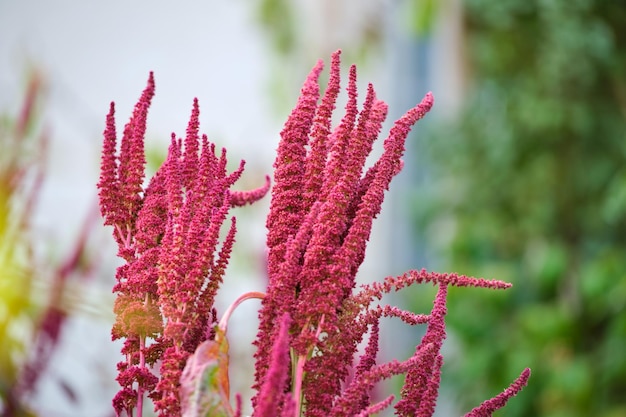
(218, 291), (265, 333)
(293, 354), (307, 417)
(137, 334), (145, 417)
(136, 293), (151, 417)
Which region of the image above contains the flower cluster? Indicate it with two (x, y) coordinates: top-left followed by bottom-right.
(98, 51), (529, 417)
(97, 74), (269, 416)
(251, 50), (530, 416)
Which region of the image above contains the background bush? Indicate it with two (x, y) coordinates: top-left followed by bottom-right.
(413, 1), (626, 416)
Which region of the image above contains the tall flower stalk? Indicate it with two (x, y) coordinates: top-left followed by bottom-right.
(98, 51), (529, 417)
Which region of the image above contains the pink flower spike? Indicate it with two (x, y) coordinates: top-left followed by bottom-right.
(330, 344), (433, 417)
(118, 72), (155, 227)
(343, 83), (377, 180)
(212, 214), (238, 281)
(320, 63), (358, 202)
(356, 395), (395, 417)
(164, 133), (183, 216)
(353, 269), (512, 309)
(420, 284), (448, 348)
(266, 59), (324, 278)
(98, 101), (120, 226)
(254, 313), (292, 417)
(384, 92), (434, 156)
(464, 368), (531, 417)
(354, 319), (379, 379)
(379, 305), (430, 326)
(352, 319), (380, 412)
(200, 214), (237, 314)
(363, 92), (433, 204)
(304, 49), (342, 206)
(230, 175), (271, 207)
(224, 159), (246, 189)
(182, 98), (200, 189)
(234, 393), (243, 417)
(395, 285), (448, 416)
(348, 99), (389, 217)
(415, 354), (443, 417)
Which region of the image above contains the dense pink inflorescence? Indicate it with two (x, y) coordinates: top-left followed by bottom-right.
(98, 75), (269, 417)
(100, 51), (530, 417)
(255, 313), (293, 417)
(251, 50), (529, 417)
(395, 285), (448, 416)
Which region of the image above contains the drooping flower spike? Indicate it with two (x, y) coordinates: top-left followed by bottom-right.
(465, 368), (531, 416)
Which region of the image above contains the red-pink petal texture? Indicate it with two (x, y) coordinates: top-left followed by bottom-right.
(251, 50), (526, 417)
(254, 313), (293, 417)
(98, 74), (269, 417)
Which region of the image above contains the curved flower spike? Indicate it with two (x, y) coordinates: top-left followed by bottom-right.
(230, 175), (271, 207)
(464, 368), (531, 416)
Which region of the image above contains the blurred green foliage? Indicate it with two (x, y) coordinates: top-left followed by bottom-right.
(251, 0), (383, 61)
(406, 0), (440, 37)
(255, 0), (297, 56)
(0, 73), (45, 416)
(250, 0), (385, 114)
(0, 71), (97, 416)
(414, 0), (626, 415)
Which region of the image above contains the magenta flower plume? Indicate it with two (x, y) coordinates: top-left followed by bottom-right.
(395, 285), (448, 416)
(330, 344), (436, 417)
(251, 50), (529, 417)
(254, 313), (292, 417)
(464, 368), (531, 416)
(98, 74), (269, 417)
(252, 50), (430, 414)
(356, 395), (395, 417)
(97, 72), (154, 255)
(230, 175), (272, 207)
(351, 318), (380, 412)
(98, 102), (120, 226)
(100, 52), (530, 417)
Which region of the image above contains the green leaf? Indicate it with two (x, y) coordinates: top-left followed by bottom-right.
(180, 327), (233, 417)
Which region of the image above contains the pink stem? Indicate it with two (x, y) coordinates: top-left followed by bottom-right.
(293, 355), (307, 417)
(114, 223), (132, 249)
(218, 291), (265, 333)
(293, 315), (325, 417)
(136, 294), (152, 417)
(136, 335), (145, 417)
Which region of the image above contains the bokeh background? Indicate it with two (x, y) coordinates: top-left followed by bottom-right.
(1, 0), (625, 416)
